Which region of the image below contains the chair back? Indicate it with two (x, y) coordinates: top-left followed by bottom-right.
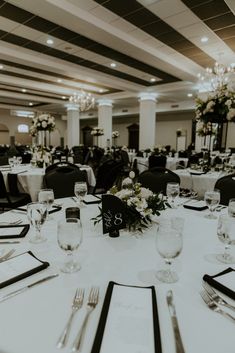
(138, 167), (180, 195)
(214, 174), (235, 205)
(0, 171), (7, 198)
(43, 163), (87, 198)
(148, 154), (166, 169)
(120, 150), (130, 166)
(93, 159), (124, 193)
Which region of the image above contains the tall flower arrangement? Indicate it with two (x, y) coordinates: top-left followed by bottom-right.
(91, 127), (104, 136)
(30, 113), (56, 136)
(195, 84), (235, 123)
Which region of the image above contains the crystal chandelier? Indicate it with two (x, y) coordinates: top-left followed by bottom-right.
(69, 90), (95, 111)
(198, 62), (235, 91)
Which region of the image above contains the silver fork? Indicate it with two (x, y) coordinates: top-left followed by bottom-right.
(203, 282), (235, 312)
(57, 288), (85, 349)
(200, 290), (235, 323)
(0, 249), (15, 262)
(71, 287), (99, 352)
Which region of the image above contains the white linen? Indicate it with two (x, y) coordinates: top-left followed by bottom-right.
(214, 272), (235, 292)
(134, 157), (188, 173)
(0, 199), (234, 353)
(2, 164), (96, 201)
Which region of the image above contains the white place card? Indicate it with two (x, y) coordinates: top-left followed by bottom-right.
(0, 227), (24, 237)
(100, 285), (155, 353)
(0, 252), (46, 284)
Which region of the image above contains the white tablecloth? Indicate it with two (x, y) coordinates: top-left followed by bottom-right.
(134, 157), (188, 173)
(175, 169), (225, 197)
(0, 199), (234, 353)
(1, 164), (96, 201)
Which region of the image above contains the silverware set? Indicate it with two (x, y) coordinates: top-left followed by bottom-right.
(57, 287), (99, 351)
(200, 282), (235, 322)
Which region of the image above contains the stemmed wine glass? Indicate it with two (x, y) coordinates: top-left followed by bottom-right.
(8, 157), (15, 169)
(204, 190), (220, 219)
(27, 202), (48, 243)
(155, 216), (184, 283)
(74, 182), (87, 207)
(228, 198), (235, 218)
(57, 218), (83, 273)
(166, 182), (180, 208)
(38, 189), (54, 219)
(216, 214), (235, 264)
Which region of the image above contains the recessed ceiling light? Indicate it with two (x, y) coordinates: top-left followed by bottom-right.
(61, 96), (66, 99)
(21, 88), (27, 93)
(28, 102), (33, 106)
(187, 93), (193, 97)
(46, 39), (54, 45)
(201, 36), (208, 43)
(99, 89), (104, 93)
(57, 79), (62, 83)
(150, 78), (156, 82)
(110, 62), (117, 68)
(0, 64), (3, 69)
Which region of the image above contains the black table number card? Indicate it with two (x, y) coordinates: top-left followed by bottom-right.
(101, 194), (126, 237)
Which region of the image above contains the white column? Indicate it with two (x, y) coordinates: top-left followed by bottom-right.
(97, 99), (113, 148)
(139, 93), (157, 150)
(66, 103), (80, 148)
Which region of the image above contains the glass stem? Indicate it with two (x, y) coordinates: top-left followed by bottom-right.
(223, 244), (231, 260)
(66, 252), (74, 269)
(165, 259), (172, 274)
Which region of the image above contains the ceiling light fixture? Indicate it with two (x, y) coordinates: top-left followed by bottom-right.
(150, 78), (156, 83)
(57, 79), (62, 83)
(187, 93), (193, 97)
(198, 62), (235, 91)
(61, 96), (66, 99)
(69, 90), (95, 111)
(0, 64), (3, 69)
(99, 89), (104, 93)
(201, 36), (209, 43)
(110, 62), (117, 68)
(21, 88), (27, 93)
(28, 102), (33, 106)
(46, 39), (54, 45)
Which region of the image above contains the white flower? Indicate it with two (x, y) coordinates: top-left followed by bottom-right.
(41, 121), (47, 128)
(122, 177), (132, 187)
(139, 187), (153, 199)
(227, 109), (235, 120)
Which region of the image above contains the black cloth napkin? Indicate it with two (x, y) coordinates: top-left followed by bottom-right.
(0, 224), (29, 239)
(16, 205), (62, 214)
(90, 281), (162, 353)
(203, 267), (235, 300)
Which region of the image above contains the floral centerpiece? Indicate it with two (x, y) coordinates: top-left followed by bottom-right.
(93, 176), (167, 233)
(112, 131), (119, 138)
(31, 145), (52, 168)
(196, 121), (217, 137)
(91, 127), (104, 136)
(195, 84), (235, 123)
(30, 113), (56, 136)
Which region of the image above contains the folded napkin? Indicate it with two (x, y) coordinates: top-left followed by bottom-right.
(91, 282), (161, 353)
(203, 268), (235, 300)
(183, 200), (208, 211)
(0, 251), (49, 289)
(16, 205), (62, 214)
(0, 224), (29, 239)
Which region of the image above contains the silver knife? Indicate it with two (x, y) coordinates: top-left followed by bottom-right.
(166, 290), (185, 353)
(0, 273), (59, 303)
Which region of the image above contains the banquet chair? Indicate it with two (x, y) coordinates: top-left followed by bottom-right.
(138, 167), (180, 195)
(43, 164), (87, 198)
(148, 154), (167, 169)
(214, 174), (235, 205)
(0, 171), (31, 211)
(92, 159), (124, 194)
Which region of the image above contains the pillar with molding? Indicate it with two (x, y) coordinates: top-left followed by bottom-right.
(139, 93), (157, 150)
(66, 103), (80, 149)
(97, 99), (113, 148)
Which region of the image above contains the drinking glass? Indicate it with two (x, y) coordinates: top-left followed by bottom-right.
(74, 182), (87, 207)
(216, 214), (235, 264)
(17, 156), (22, 165)
(228, 198), (235, 218)
(8, 157), (15, 168)
(57, 218), (83, 273)
(204, 190), (220, 219)
(155, 217), (184, 283)
(27, 202), (48, 243)
(38, 189), (54, 218)
(166, 182), (180, 208)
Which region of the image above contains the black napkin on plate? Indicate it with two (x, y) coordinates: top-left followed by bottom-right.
(16, 205), (62, 214)
(0, 224), (29, 239)
(203, 267), (235, 300)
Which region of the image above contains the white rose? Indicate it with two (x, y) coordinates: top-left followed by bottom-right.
(139, 187), (153, 199)
(227, 109), (235, 120)
(42, 121), (47, 128)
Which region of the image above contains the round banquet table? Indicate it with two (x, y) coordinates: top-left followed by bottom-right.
(0, 199), (234, 353)
(134, 157), (188, 173)
(1, 164), (96, 201)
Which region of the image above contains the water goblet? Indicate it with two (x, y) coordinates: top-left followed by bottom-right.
(216, 214), (235, 264)
(228, 198), (235, 218)
(27, 202), (48, 243)
(204, 190), (220, 219)
(8, 157), (15, 169)
(17, 156), (22, 165)
(38, 188), (54, 219)
(57, 218), (83, 273)
(74, 181), (87, 207)
(166, 182), (180, 208)
(155, 216), (184, 283)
